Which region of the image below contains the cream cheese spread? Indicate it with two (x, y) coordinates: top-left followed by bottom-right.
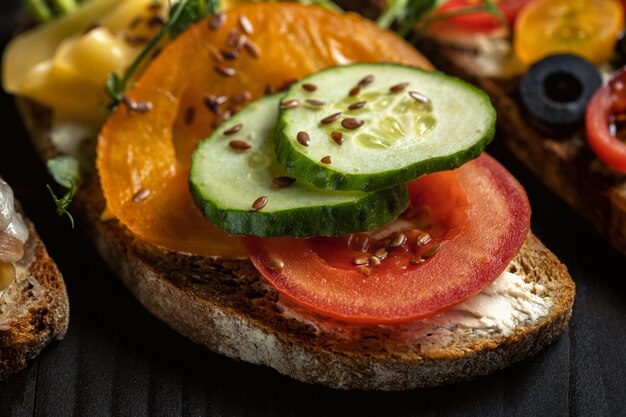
(277, 261), (553, 346)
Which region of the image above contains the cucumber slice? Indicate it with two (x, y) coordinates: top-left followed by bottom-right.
(275, 63), (496, 191)
(190, 94), (408, 237)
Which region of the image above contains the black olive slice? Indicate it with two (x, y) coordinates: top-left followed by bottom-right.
(520, 54), (602, 127)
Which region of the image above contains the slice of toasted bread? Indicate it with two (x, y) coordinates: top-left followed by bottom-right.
(416, 38), (626, 258)
(0, 205), (69, 380)
(17, 97), (575, 390)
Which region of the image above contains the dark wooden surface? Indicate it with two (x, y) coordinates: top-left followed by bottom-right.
(1, 3), (625, 416)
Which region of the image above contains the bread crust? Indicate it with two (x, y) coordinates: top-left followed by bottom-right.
(0, 212), (69, 380)
(17, 95), (575, 390)
(417, 39), (626, 258)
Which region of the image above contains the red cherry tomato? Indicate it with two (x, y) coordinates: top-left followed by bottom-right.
(586, 68), (626, 173)
(436, 0), (532, 32)
(245, 154), (531, 324)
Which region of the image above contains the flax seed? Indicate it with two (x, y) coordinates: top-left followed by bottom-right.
(416, 232), (431, 247)
(123, 96), (152, 113)
(341, 118), (364, 130)
(358, 266), (371, 276)
(409, 258), (425, 265)
(184, 107), (196, 125)
(272, 177), (296, 188)
(215, 65), (236, 77)
(221, 49), (239, 60)
(422, 243), (442, 259)
(302, 83), (317, 92)
(231, 91), (252, 104)
(331, 131), (343, 145)
(147, 15), (166, 27)
(238, 15), (254, 35)
(210, 12), (226, 30)
(132, 188), (151, 203)
(348, 101), (366, 110)
(374, 247), (388, 259)
(353, 256), (369, 266)
(390, 82), (409, 93)
(321, 112), (341, 124)
(229, 140), (251, 150)
(252, 196), (268, 211)
(227, 28), (238, 46)
(409, 90), (431, 104)
(389, 233), (407, 248)
(321, 155), (332, 164)
(359, 75), (374, 87)
(223, 123), (243, 135)
(349, 86), (361, 96)
(297, 131), (310, 146)
(306, 99), (326, 107)
(243, 40), (260, 58)
(268, 257), (285, 271)
(281, 100), (300, 109)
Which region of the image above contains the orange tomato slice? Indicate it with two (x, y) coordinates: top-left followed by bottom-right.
(514, 0), (625, 65)
(97, 3), (432, 258)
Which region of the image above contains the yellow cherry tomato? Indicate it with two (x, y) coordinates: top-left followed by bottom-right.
(514, 0), (625, 65)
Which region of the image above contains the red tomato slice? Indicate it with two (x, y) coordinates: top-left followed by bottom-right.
(245, 154), (530, 324)
(436, 0), (532, 32)
(586, 68), (626, 173)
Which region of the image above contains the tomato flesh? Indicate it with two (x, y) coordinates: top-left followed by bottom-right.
(245, 154), (530, 324)
(586, 68), (626, 173)
(435, 0), (531, 33)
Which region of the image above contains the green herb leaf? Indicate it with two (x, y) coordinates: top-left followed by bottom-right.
(105, 0), (220, 113)
(47, 156), (83, 228)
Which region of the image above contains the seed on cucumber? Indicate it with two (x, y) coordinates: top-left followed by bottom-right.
(275, 63), (496, 191)
(190, 94), (409, 238)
